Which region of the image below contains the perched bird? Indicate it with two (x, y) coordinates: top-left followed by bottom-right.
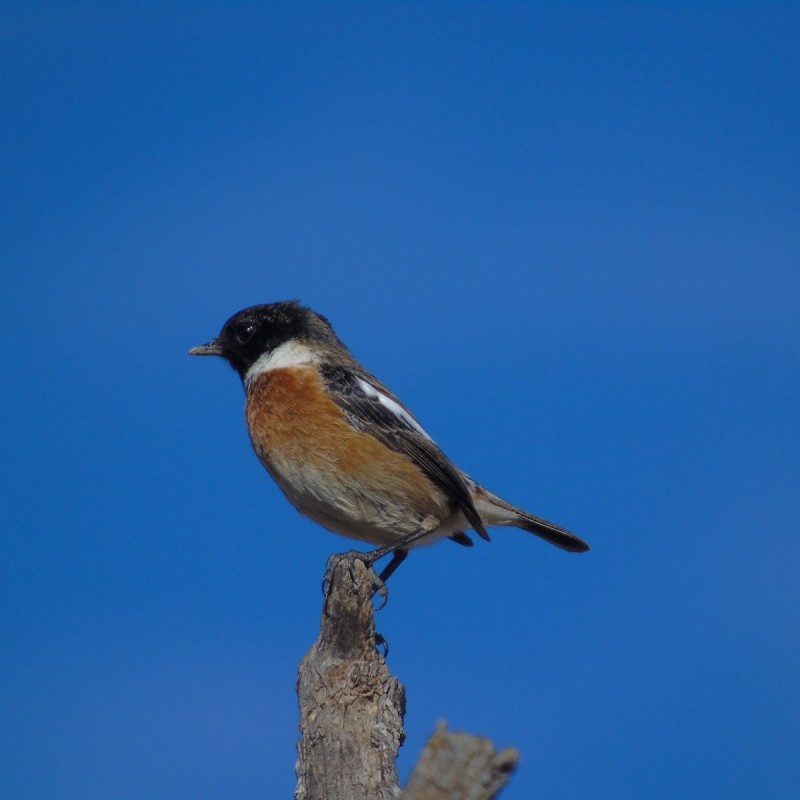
(189, 301), (589, 586)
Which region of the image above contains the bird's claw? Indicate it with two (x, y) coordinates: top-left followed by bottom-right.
(374, 632), (389, 658)
(372, 574), (389, 610)
(321, 549), (389, 611)
(321, 549), (364, 596)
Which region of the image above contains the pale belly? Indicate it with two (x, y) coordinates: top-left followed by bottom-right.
(258, 446), (462, 547)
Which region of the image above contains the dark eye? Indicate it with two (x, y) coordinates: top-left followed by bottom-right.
(235, 323), (256, 345)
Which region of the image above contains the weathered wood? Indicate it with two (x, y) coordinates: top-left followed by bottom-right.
(295, 559), (519, 798)
(295, 559), (406, 800)
(402, 723), (519, 800)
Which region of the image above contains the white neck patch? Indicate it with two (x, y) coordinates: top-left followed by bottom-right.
(244, 340), (320, 387)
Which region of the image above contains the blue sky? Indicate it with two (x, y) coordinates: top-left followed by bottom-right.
(2, 3), (798, 798)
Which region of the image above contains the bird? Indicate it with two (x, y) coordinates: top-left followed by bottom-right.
(189, 301), (589, 591)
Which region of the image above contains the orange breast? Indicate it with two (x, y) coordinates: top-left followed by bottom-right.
(245, 366), (448, 525)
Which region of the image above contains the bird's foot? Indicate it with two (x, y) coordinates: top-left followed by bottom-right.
(321, 549), (389, 611)
(374, 631), (389, 657)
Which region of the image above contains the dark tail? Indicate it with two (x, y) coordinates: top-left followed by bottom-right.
(514, 509), (590, 552)
(469, 482), (591, 553)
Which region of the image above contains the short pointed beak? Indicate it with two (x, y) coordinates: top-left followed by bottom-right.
(188, 339), (223, 356)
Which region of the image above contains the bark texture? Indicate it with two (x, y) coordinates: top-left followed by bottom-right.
(295, 559), (406, 799)
(403, 723), (519, 800)
(295, 559), (519, 799)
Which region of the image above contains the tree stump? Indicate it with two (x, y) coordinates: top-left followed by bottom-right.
(295, 558), (518, 799)
(295, 559), (406, 799)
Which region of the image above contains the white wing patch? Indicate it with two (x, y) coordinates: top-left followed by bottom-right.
(355, 376), (433, 441)
(245, 340), (320, 387)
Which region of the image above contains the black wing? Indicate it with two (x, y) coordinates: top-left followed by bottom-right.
(319, 362), (489, 540)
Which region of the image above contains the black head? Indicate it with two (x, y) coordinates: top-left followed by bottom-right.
(189, 300), (342, 380)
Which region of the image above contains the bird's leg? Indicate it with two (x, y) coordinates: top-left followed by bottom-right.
(377, 550), (408, 583)
(322, 527), (432, 610)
